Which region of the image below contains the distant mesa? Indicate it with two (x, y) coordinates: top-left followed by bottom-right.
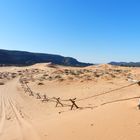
(109, 62), (140, 67)
(0, 49), (93, 67)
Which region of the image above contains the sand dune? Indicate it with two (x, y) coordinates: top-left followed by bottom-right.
(0, 64), (140, 140)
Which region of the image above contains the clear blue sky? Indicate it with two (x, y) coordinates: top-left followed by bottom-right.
(0, 0), (140, 63)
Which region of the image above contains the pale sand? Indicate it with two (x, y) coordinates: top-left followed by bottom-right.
(0, 63), (140, 140)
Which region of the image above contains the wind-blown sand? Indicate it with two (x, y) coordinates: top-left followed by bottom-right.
(0, 63), (140, 140)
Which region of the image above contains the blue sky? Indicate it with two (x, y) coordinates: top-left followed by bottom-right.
(0, 0), (140, 63)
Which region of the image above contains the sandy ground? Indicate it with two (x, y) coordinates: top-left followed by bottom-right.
(0, 63), (140, 140)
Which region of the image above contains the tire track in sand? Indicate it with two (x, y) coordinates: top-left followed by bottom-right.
(0, 79), (41, 140)
(7, 95), (41, 140)
(0, 95), (6, 135)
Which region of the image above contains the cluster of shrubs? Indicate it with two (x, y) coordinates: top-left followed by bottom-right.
(21, 67), (133, 84)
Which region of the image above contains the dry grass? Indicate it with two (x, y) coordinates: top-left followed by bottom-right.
(0, 82), (5, 85)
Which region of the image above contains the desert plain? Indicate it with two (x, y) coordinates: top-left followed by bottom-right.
(0, 63), (140, 140)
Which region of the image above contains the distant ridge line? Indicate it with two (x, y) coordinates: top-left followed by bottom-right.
(109, 62), (140, 67)
(0, 49), (93, 67)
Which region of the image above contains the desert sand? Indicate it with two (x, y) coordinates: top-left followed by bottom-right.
(0, 63), (140, 140)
